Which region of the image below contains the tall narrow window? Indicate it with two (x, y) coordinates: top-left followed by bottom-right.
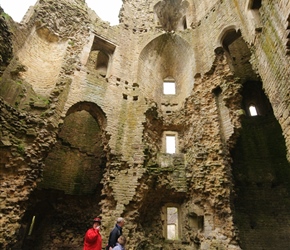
(182, 16), (187, 30)
(249, 105), (258, 116)
(286, 14), (290, 55)
(166, 135), (176, 154)
(167, 207), (178, 240)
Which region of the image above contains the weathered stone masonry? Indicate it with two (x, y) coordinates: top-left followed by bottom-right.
(0, 0), (290, 249)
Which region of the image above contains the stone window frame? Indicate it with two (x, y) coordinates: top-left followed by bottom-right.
(90, 35), (116, 78)
(162, 131), (179, 154)
(162, 203), (181, 241)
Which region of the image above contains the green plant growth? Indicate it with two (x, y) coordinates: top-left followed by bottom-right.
(68, 40), (75, 46)
(34, 95), (50, 105)
(17, 143), (25, 155)
(1, 12), (10, 20)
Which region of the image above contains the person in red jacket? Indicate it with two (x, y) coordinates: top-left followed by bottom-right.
(83, 217), (102, 250)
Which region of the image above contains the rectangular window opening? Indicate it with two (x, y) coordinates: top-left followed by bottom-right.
(163, 82), (176, 95)
(249, 105), (258, 116)
(167, 207), (178, 240)
(166, 135), (176, 154)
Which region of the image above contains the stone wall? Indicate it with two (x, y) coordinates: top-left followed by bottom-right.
(0, 7), (13, 75)
(0, 0), (289, 249)
(0, 98), (57, 248)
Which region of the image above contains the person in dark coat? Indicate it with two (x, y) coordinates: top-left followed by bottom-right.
(106, 217), (125, 250)
(83, 217), (102, 250)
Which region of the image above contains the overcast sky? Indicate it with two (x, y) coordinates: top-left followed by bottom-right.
(0, 0), (122, 25)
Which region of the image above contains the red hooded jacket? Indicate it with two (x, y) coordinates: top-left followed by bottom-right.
(83, 227), (102, 250)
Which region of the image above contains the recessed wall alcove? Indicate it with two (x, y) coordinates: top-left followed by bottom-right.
(220, 27), (259, 81)
(218, 26), (290, 249)
(16, 26), (67, 96)
(154, 0), (190, 31)
(229, 61), (290, 250)
(87, 35), (116, 78)
(16, 102), (108, 250)
(40, 101), (107, 195)
(137, 33), (195, 112)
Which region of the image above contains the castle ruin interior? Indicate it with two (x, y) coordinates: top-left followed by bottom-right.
(0, 0), (290, 249)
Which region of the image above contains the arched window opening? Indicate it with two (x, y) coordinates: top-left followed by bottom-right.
(249, 105), (258, 116)
(96, 51), (109, 77)
(220, 29), (257, 80)
(221, 29), (242, 52)
(167, 207), (179, 240)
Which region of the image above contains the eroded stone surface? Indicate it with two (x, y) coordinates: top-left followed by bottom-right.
(0, 0), (290, 249)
